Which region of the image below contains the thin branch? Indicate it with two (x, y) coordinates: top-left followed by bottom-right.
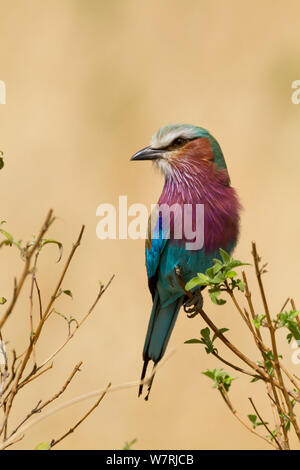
(28, 251), (40, 365)
(266, 382), (287, 449)
(210, 350), (261, 380)
(34, 277), (43, 321)
(1, 224), (86, 433)
(16, 364), (53, 392)
(0, 433), (24, 450)
(290, 299), (300, 331)
(7, 362), (82, 440)
(242, 271), (265, 349)
(0, 210), (54, 330)
(50, 382), (111, 448)
(280, 298), (290, 314)
(241, 271), (288, 446)
(0, 350), (19, 401)
(37, 362), (82, 412)
(199, 309), (269, 381)
(176, 265), (298, 400)
(218, 384), (278, 449)
(36, 276), (115, 371)
(252, 242), (300, 442)
(248, 397), (283, 449)
(0, 349), (175, 450)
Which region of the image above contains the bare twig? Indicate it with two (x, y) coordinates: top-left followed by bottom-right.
(248, 397), (283, 449)
(218, 384), (278, 449)
(7, 362), (82, 440)
(36, 275), (115, 371)
(50, 382), (111, 448)
(0, 213), (117, 449)
(37, 362), (82, 413)
(252, 242), (300, 442)
(16, 364), (53, 392)
(0, 349), (175, 450)
(210, 350), (261, 380)
(0, 210), (54, 330)
(0, 433), (24, 450)
(1, 224), (86, 433)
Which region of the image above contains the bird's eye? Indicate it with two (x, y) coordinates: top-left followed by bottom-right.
(172, 137), (186, 147)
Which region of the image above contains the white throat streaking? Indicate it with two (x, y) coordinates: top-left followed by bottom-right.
(153, 151), (174, 177)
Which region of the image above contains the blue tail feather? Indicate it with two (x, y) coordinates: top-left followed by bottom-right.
(139, 293), (183, 399)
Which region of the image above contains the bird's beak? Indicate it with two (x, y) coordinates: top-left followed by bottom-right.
(130, 146), (163, 161)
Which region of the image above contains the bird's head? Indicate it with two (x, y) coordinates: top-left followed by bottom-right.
(131, 124), (229, 180)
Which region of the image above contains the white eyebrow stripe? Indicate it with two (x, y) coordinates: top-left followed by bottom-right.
(150, 126), (200, 149)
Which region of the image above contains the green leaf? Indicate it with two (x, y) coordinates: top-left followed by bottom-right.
(209, 288), (226, 305)
(286, 333), (293, 344)
(0, 152), (4, 170)
(40, 239), (63, 262)
(212, 328), (229, 342)
(248, 414), (268, 429)
(226, 260), (251, 269)
(248, 414), (257, 425)
(219, 248), (231, 264)
(212, 263), (223, 275)
(200, 327), (215, 354)
(185, 277), (201, 291)
(185, 273), (209, 291)
(202, 369), (215, 380)
(0, 228), (13, 245)
(280, 413), (291, 432)
(184, 339), (202, 344)
(250, 376), (261, 383)
(205, 267), (215, 279)
(202, 368), (236, 392)
(253, 314), (265, 328)
(0, 297), (7, 305)
(197, 273), (210, 284)
(34, 442), (51, 450)
(122, 438), (137, 450)
(186, 328), (229, 354)
(260, 350), (275, 375)
(278, 310), (300, 341)
(236, 279), (245, 292)
(209, 272), (226, 284)
(226, 270), (237, 278)
(212, 258), (222, 265)
(62, 289), (73, 299)
(268, 430), (277, 441)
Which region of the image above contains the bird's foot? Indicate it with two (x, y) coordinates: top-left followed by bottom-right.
(184, 292), (203, 318)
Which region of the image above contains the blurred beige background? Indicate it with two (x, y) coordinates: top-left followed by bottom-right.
(0, 0), (300, 450)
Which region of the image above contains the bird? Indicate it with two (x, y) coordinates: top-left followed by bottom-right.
(130, 124), (241, 400)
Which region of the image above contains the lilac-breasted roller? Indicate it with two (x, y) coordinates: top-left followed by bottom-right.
(131, 124), (241, 400)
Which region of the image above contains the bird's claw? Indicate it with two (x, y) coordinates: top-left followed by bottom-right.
(184, 293), (203, 318)
(174, 265), (204, 318)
